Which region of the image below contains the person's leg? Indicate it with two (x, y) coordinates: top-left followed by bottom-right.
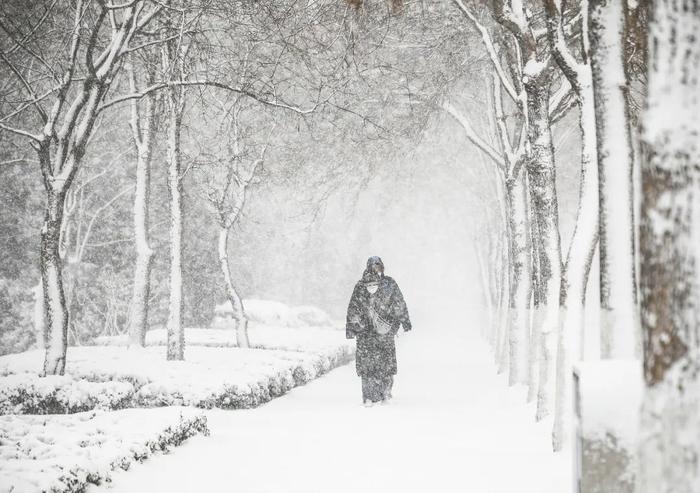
(369, 376), (383, 403)
(361, 376), (370, 404)
(384, 375), (394, 400)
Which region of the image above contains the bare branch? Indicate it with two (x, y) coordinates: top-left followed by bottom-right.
(442, 100), (504, 169)
(99, 80), (322, 115)
(0, 122), (42, 142)
(452, 0), (519, 102)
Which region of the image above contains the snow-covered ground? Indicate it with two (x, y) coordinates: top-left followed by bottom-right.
(0, 407), (208, 493)
(91, 327), (572, 493)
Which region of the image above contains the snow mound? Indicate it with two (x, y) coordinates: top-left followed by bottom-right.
(213, 299), (339, 329)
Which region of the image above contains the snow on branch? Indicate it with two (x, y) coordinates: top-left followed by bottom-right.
(452, 0), (519, 103)
(442, 100), (505, 170)
(99, 81), (322, 115)
(544, 0), (585, 91)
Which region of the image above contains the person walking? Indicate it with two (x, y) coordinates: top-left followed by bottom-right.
(345, 256), (412, 406)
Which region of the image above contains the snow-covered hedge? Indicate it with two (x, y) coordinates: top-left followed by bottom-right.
(0, 407), (209, 493)
(0, 345), (353, 414)
(0, 374), (134, 415)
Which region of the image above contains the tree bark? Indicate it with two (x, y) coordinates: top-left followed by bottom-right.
(589, 0), (639, 359)
(218, 227), (250, 348)
(41, 186), (69, 375)
(637, 2), (700, 491)
(128, 91), (156, 347)
(527, 186), (541, 404)
(525, 73), (563, 422)
(165, 89), (185, 361)
(506, 170), (531, 386)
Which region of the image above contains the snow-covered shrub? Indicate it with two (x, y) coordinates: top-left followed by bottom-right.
(0, 374), (134, 415)
(0, 408), (209, 493)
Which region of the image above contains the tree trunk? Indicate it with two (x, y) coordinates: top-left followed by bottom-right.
(506, 171), (531, 386)
(495, 230), (510, 374)
(165, 95), (185, 361)
(218, 227), (250, 348)
(525, 73), (563, 421)
(527, 188), (541, 403)
(41, 187), (69, 375)
(128, 96), (155, 347)
(637, 3), (700, 491)
(552, 80), (599, 451)
(589, 0), (639, 359)
(33, 282), (46, 350)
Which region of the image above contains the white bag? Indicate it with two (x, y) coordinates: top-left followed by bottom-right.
(368, 305), (393, 335)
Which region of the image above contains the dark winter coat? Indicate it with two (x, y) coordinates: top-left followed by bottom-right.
(346, 267), (411, 377)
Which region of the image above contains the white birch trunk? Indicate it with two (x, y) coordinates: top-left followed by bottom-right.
(553, 81), (599, 451)
(127, 92), (155, 348)
(165, 93), (185, 361)
(506, 171), (531, 385)
(637, 3), (700, 491)
(218, 227), (250, 348)
(589, 0), (639, 359)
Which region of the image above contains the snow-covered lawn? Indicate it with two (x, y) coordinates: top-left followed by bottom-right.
(0, 407), (208, 493)
(0, 343), (354, 413)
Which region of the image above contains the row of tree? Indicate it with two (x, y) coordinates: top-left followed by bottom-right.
(450, 1), (700, 489)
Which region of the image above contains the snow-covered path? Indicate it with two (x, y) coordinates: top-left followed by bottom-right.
(94, 327), (571, 493)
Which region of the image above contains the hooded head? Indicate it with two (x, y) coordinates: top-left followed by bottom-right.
(366, 256), (384, 277)
(362, 269), (381, 295)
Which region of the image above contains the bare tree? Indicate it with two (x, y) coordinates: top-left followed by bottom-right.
(443, 68), (531, 386)
(0, 1), (162, 374)
(194, 97), (271, 349)
(637, 2), (700, 491)
(544, 0), (600, 452)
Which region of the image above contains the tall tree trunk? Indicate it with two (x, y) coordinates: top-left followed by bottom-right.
(553, 80), (599, 451)
(496, 230), (510, 374)
(637, 3), (700, 491)
(218, 227), (250, 348)
(165, 92), (185, 361)
(525, 73), (563, 421)
(589, 0), (639, 359)
(128, 93), (155, 347)
(41, 186), (69, 375)
(33, 282), (46, 350)
(506, 170), (531, 386)
(527, 187), (542, 403)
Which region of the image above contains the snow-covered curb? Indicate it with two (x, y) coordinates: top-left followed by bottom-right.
(0, 407), (209, 493)
(0, 345), (354, 414)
